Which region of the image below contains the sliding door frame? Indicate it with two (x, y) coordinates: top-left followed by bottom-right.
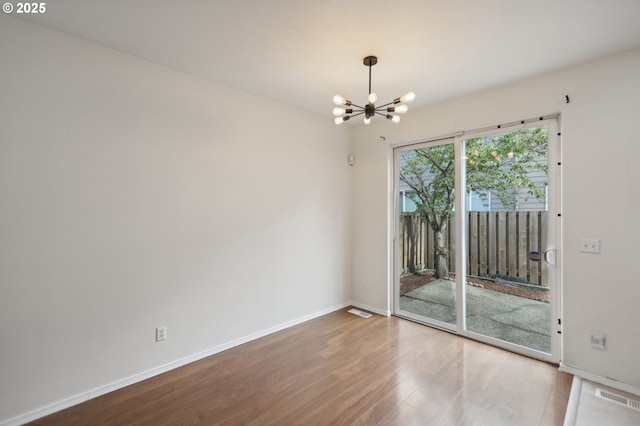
(392, 116), (562, 364)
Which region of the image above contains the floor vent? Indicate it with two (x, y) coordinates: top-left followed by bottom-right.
(596, 388), (640, 412)
(347, 309), (372, 318)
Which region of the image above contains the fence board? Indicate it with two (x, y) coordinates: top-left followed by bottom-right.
(498, 212), (507, 275)
(488, 212), (497, 276)
(425, 219), (431, 269)
(529, 212), (540, 285)
(518, 212), (529, 281)
(479, 213), (488, 276)
(468, 212), (478, 276)
(507, 212), (517, 277)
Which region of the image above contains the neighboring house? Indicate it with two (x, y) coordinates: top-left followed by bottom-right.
(398, 151), (547, 213)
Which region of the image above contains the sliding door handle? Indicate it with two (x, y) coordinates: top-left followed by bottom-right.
(544, 248), (556, 266)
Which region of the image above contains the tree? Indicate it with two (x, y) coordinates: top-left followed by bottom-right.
(399, 127), (548, 279)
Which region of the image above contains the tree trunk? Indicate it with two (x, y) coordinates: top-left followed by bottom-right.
(433, 227), (449, 279)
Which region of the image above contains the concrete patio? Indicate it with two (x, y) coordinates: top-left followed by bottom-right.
(400, 279), (551, 353)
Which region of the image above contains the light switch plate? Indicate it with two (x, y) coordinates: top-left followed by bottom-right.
(590, 331), (606, 350)
(156, 326), (167, 341)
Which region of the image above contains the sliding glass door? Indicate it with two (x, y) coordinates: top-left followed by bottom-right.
(394, 119), (560, 362)
(394, 138), (457, 331)
(462, 122), (559, 358)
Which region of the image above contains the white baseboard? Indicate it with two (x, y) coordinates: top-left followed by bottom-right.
(350, 301), (391, 317)
(559, 363), (640, 397)
(0, 301), (351, 426)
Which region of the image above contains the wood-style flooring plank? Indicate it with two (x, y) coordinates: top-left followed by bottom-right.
(29, 308), (571, 425)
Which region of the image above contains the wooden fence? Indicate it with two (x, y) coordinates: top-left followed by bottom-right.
(399, 211), (548, 286)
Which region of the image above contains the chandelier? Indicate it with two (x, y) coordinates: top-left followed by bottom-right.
(332, 56), (415, 125)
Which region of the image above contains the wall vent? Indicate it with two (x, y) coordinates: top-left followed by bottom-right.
(595, 388), (640, 412)
(347, 308), (372, 318)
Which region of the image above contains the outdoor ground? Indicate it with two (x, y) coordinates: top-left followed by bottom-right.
(400, 270), (549, 302)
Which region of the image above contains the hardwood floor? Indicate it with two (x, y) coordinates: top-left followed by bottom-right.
(30, 308), (572, 425)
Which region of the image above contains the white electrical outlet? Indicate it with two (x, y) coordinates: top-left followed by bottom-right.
(580, 238), (600, 254)
(361, 281), (368, 290)
(156, 326), (167, 342)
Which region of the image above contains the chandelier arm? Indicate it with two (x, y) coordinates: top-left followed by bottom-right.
(375, 111), (397, 118)
(375, 101), (395, 109)
(348, 103), (367, 110)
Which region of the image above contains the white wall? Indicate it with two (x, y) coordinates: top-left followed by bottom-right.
(351, 48), (640, 391)
(0, 16), (351, 423)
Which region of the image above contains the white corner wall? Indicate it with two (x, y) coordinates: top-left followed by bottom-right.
(0, 16), (351, 423)
(351, 48), (640, 392)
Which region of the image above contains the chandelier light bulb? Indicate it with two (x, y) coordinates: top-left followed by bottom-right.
(335, 115), (351, 125)
(333, 95), (349, 105)
(368, 92), (377, 104)
(400, 91), (416, 103)
(332, 107), (346, 116)
(395, 104), (409, 113)
(392, 115), (401, 123)
(364, 116), (371, 125)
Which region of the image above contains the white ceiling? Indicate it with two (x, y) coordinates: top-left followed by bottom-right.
(18, 0), (640, 121)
